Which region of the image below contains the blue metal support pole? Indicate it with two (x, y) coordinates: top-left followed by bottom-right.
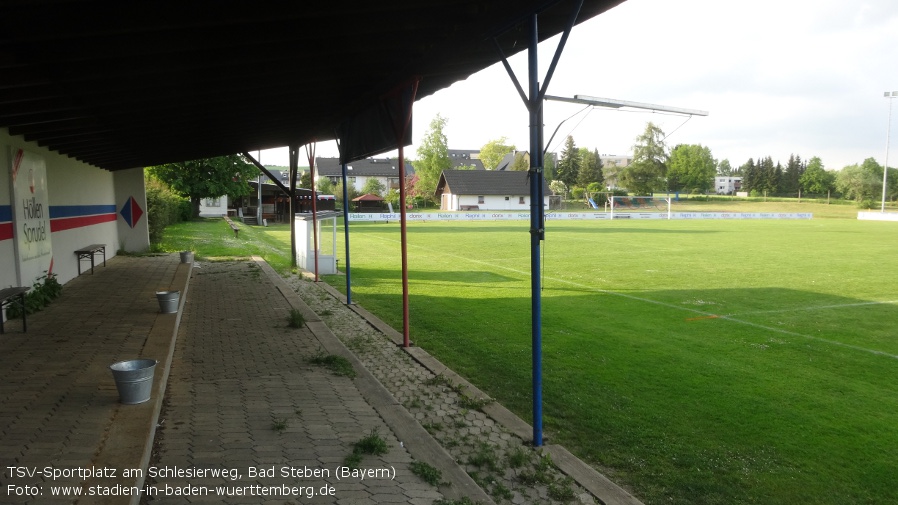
(495, 1), (583, 448)
(341, 162), (352, 304)
(527, 13), (544, 447)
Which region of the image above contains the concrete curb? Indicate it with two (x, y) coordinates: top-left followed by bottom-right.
(78, 256), (192, 505)
(309, 272), (645, 505)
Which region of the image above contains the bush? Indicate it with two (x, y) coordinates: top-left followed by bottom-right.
(145, 175), (189, 244)
(5, 272), (62, 318)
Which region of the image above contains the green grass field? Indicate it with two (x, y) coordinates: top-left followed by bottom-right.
(316, 214), (898, 505)
(159, 205), (898, 505)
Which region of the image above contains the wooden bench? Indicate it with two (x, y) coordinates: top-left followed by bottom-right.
(459, 205), (480, 211)
(0, 286), (29, 333)
(223, 216), (240, 237)
(74, 243), (106, 275)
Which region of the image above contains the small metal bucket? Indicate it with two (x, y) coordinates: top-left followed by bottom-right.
(179, 251), (194, 263)
(156, 290), (179, 313)
(109, 359), (157, 404)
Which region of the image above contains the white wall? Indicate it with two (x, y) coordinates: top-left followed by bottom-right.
(2, 128), (145, 289)
(199, 195), (228, 217)
(0, 137), (15, 291)
(114, 167), (150, 252)
(453, 194), (547, 211)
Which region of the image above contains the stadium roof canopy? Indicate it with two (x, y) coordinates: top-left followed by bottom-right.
(1, 0), (624, 171)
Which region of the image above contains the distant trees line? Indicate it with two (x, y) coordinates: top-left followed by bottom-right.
(548, 121), (897, 207)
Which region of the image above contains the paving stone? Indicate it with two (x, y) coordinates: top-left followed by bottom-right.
(146, 260), (447, 505)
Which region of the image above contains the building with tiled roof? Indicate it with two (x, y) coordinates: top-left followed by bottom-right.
(315, 157), (414, 194)
(435, 170), (551, 211)
(448, 149), (485, 170)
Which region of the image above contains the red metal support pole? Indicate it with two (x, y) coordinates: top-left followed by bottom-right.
(395, 79), (419, 347)
(398, 143), (411, 347)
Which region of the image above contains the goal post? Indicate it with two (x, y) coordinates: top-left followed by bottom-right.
(609, 195), (671, 220)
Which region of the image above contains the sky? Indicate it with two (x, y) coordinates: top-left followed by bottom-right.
(261, 0), (898, 171)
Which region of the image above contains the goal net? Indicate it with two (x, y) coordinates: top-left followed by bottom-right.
(609, 196), (671, 219)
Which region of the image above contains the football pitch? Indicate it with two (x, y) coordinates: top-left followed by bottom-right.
(321, 217), (898, 505)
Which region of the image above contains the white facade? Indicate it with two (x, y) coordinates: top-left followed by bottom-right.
(715, 176), (743, 195)
(440, 193), (548, 211)
(199, 195), (229, 217)
(321, 174), (402, 193)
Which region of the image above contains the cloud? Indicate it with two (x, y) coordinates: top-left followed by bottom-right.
(262, 0), (898, 172)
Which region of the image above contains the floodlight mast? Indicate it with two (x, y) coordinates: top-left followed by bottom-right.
(882, 91), (897, 213)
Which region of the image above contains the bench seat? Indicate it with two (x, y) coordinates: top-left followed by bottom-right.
(0, 286), (29, 333)
(75, 244), (106, 275)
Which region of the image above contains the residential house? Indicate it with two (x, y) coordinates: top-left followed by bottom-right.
(199, 195), (228, 217)
(315, 157), (414, 193)
(602, 154), (633, 168)
(492, 150), (557, 176)
(435, 169), (551, 211)
(715, 176), (742, 195)
(494, 150), (530, 171)
(601, 154), (632, 190)
(448, 149), (485, 170)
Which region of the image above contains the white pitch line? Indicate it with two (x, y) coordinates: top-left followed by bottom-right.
(728, 300), (898, 317)
(711, 314), (898, 360)
(365, 234), (898, 360)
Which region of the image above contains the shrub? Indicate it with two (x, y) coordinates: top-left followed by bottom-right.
(6, 272), (62, 318)
(145, 175), (189, 245)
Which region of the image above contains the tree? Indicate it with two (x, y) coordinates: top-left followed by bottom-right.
(781, 154), (805, 196)
(509, 153), (530, 171)
(405, 173), (422, 202)
(414, 114), (451, 203)
(544, 152), (557, 182)
(332, 180), (359, 210)
(148, 154), (258, 218)
(799, 157), (835, 196)
(549, 180), (567, 198)
(667, 144), (716, 193)
(717, 159), (735, 176)
(361, 177), (387, 196)
(621, 122), (668, 194)
(577, 148), (604, 189)
(758, 156), (779, 195)
(740, 158), (759, 193)
(299, 170), (312, 189)
(836, 158), (882, 202)
(316, 176), (334, 195)
(555, 136), (580, 188)
(479, 137), (516, 170)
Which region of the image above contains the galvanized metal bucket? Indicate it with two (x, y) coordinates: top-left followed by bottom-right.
(109, 359), (157, 404)
(155, 290), (179, 313)
(179, 251), (194, 263)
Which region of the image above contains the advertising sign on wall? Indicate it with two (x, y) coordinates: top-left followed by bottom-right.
(9, 148), (53, 285)
(346, 211), (813, 222)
